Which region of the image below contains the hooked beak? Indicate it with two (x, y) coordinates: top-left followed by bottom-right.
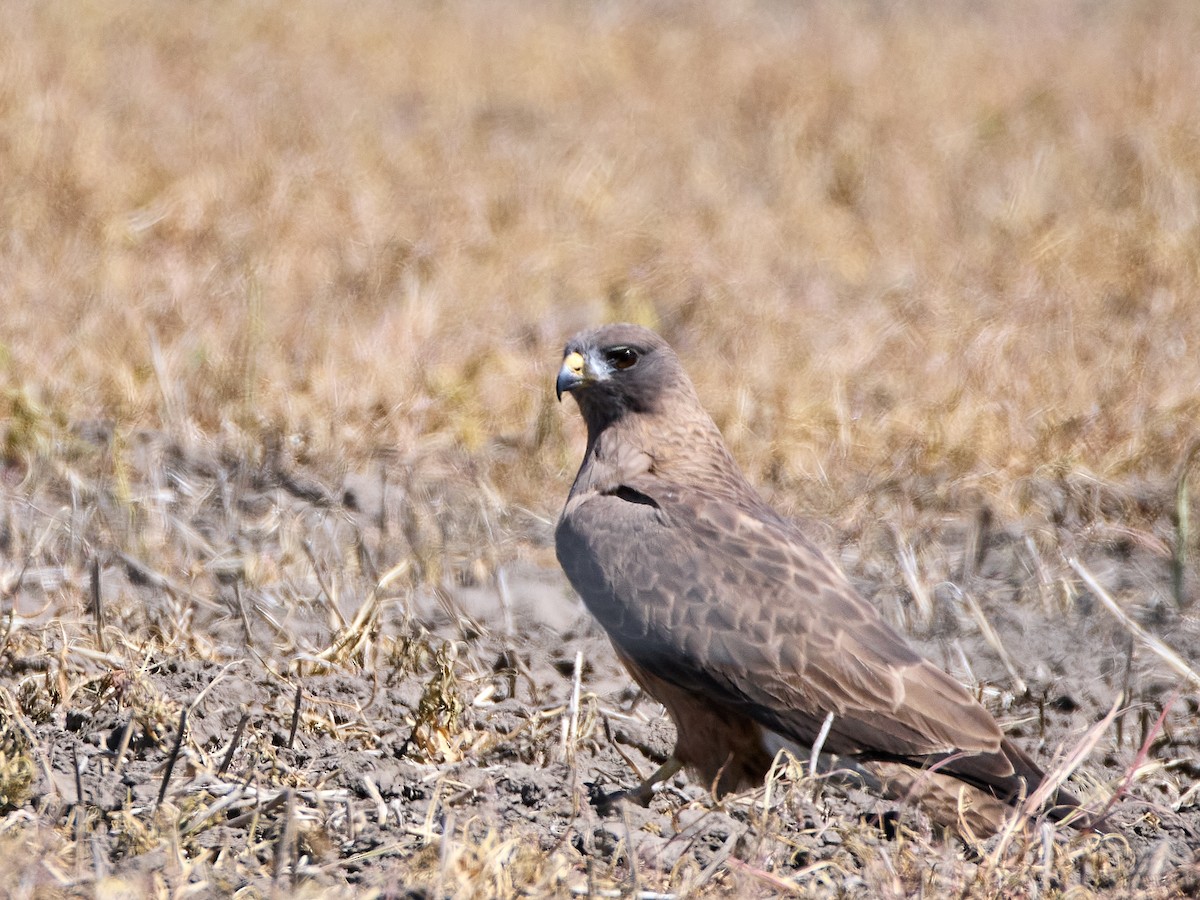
(556, 351), (587, 401)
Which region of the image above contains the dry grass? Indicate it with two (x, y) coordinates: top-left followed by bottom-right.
(2, 0), (1200, 896)
(2, 0), (1198, 515)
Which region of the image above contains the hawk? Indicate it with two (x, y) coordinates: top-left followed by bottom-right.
(554, 323), (1100, 833)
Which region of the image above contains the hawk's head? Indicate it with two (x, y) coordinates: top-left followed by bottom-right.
(556, 324), (682, 429)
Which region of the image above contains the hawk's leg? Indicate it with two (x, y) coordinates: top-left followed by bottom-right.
(592, 756), (684, 811)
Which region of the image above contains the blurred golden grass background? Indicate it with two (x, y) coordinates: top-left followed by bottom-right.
(3, 0), (1199, 522)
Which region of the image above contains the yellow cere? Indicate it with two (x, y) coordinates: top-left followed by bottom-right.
(563, 352), (585, 376)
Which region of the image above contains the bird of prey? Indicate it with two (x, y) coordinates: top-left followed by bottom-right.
(554, 323), (1101, 834)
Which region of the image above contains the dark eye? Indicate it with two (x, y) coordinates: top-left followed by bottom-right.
(605, 346), (639, 370)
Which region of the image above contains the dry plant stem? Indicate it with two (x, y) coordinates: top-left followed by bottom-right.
(114, 550), (219, 613)
(893, 530), (933, 625)
(952, 584), (1027, 694)
(147, 329), (185, 431)
(1173, 440), (1199, 608)
(1174, 474), (1189, 607)
(72, 746), (86, 880)
(725, 855), (807, 894)
(181, 783), (276, 836)
(970, 506), (993, 580)
(357, 777), (386, 830)
(232, 580), (252, 644)
(608, 757), (685, 809)
(273, 788), (296, 885)
(621, 804), (640, 896)
(156, 705), (188, 808)
(758, 754), (784, 837)
(809, 711), (835, 778)
(287, 683), (302, 750)
(190, 660), (242, 710)
(1175, 779), (1200, 811)
(1024, 697), (1120, 820)
(1118, 634), (1136, 748)
(218, 713), (250, 777)
(111, 714), (135, 778)
(316, 559), (410, 664)
(1068, 557), (1200, 689)
(1022, 535), (1057, 616)
(1040, 821), (1055, 895)
(89, 556), (104, 653)
(303, 538), (348, 630)
(562, 650), (583, 762)
(0, 560), (28, 651)
(222, 789), (290, 829)
(987, 697), (1121, 864)
(496, 564), (515, 640)
(603, 715), (650, 785)
(354, 528), (379, 585)
(434, 583), (486, 643)
(1094, 688), (1180, 827)
(695, 829), (740, 891)
(437, 811), (456, 899)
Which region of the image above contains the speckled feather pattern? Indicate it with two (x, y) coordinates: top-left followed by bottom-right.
(555, 324), (1085, 824)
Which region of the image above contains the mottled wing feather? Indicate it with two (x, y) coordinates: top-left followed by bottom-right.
(557, 474), (1005, 766)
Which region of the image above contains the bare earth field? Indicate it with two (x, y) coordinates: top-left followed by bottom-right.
(3, 1), (1200, 897)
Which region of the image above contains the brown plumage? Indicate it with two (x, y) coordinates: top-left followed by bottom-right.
(554, 323), (1099, 833)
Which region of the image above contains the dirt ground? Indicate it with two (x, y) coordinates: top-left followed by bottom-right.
(3, 429), (1199, 898)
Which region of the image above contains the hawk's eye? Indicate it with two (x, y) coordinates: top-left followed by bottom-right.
(605, 347), (639, 370)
